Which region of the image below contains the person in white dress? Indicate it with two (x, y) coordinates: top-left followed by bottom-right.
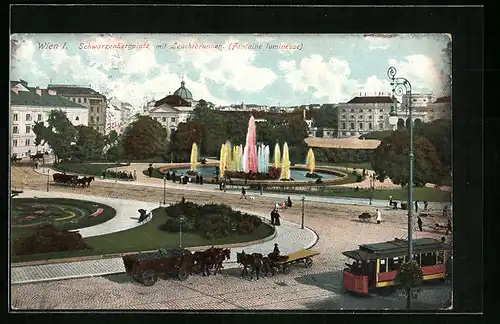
(376, 209), (381, 224)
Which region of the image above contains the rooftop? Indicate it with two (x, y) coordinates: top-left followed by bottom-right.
(154, 94), (191, 107)
(47, 84), (105, 97)
(11, 85), (87, 109)
(347, 96), (399, 104)
(433, 96), (451, 104)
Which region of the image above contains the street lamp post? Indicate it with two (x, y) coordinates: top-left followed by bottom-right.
(301, 195), (305, 229)
(388, 66), (413, 309)
(46, 168), (50, 192)
(163, 175), (167, 205)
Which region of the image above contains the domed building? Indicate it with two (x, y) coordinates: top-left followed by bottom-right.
(173, 80), (193, 103)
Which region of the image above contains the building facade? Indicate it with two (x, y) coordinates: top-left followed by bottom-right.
(337, 96), (398, 138)
(47, 84), (107, 134)
(148, 95), (194, 136)
(10, 80), (88, 157)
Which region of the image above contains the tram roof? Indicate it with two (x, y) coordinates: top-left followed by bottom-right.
(342, 238), (451, 261)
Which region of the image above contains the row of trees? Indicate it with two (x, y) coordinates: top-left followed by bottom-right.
(371, 119), (451, 186)
(34, 102), (310, 164)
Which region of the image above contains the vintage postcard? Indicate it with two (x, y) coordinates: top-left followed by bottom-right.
(10, 33), (452, 310)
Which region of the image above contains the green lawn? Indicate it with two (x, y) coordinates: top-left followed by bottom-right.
(142, 168), (167, 179)
(11, 207), (273, 263)
(53, 162), (126, 176)
(11, 198), (116, 241)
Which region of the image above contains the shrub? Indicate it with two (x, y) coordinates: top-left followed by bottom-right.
(14, 224), (91, 256)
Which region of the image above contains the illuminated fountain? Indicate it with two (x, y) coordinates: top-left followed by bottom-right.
(274, 143), (281, 168)
(280, 142), (291, 180)
(219, 143), (228, 178)
(186, 142), (199, 176)
(305, 148), (320, 178)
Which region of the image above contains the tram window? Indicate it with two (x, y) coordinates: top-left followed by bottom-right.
(412, 254), (421, 265)
(379, 259), (387, 272)
(388, 256), (403, 271)
(421, 252), (437, 266)
(437, 251), (445, 264)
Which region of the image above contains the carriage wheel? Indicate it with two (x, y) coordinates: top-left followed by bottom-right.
(177, 268), (189, 281)
(132, 271), (142, 283)
(283, 264), (291, 274)
(141, 270), (158, 286)
(304, 257), (313, 268)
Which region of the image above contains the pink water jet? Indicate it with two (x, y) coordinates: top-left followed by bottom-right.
(244, 115), (258, 173)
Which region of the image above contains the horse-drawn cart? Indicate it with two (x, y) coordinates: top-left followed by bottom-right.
(274, 249), (320, 274)
(122, 248), (194, 286)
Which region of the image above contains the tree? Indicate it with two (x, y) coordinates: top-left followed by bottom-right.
(33, 109), (77, 162)
(417, 119), (451, 174)
(122, 116), (168, 160)
(312, 104), (338, 131)
(169, 120), (203, 162)
(371, 130), (444, 186)
(394, 260), (424, 306)
(72, 125), (106, 162)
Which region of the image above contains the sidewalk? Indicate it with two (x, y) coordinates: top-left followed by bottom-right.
(11, 190), (318, 284)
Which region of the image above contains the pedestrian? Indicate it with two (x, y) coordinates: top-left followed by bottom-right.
(223, 181), (227, 192)
(443, 206), (448, 218)
(424, 201), (428, 211)
(179, 174), (183, 184)
(445, 219), (452, 235)
(133, 170), (137, 180)
(417, 216), (423, 232)
(102, 170), (106, 179)
(375, 209), (381, 224)
(181, 196), (186, 204)
(219, 181), (223, 191)
(273, 243), (280, 255)
(389, 195), (393, 207)
(441, 236), (446, 243)
(199, 175), (203, 185)
(172, 171), (176, 183)
(270, 209), (276, 225)
(240, 187), (247, 199)
(259, 184), (263, 196)
(148, 164), (153, 178)
(287, 196), (292, 207)
(195, 175), (199, 184)
(414, 200), (419, 212)
(274, 211), (281, 226)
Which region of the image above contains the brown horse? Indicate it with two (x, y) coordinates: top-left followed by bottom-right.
(193, 247), (220, 276)
(213, 248), (231, 275)
(236, 251), (263, 280)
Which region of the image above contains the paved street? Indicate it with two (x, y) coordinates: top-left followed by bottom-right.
(10, 166), (452, 310)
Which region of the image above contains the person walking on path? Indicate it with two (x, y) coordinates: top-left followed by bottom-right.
(148, 164), (154, 178)
(274, 211), (281, 226)
(443, 206), (448, 218)
(172, 171), (176, 183)
(133, 170), (137, 181)
(423, 201), (428, 211)
(375, 209), (382, 224)
(417, 216), (423, 232)
(389, 196), (393, 207)
(270, 208), (276, 225)
(199, 175), (204, 185)
(445, 219), (452, 235)
(240, 187), (247, 199)
(415, 200), (419, 212)
(273, 243), (280, 255)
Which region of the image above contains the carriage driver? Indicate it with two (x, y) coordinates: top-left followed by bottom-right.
(273, 243), (280, 256)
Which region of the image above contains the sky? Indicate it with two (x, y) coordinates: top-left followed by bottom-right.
(10, 33), (451, 109)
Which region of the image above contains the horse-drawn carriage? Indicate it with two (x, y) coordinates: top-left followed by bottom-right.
(122, 248), (195, 286)
(52, 173), (94, 187)
(272, 249), (320, 274)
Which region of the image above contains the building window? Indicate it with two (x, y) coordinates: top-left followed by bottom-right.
(75, 116), (79, 121)
(368, 115), (373, 119)
(13, 139), (18, 147)
(341, 115), (346, 119)
(359, 123), (363, 130)
(77, 98), (81, 103)
(83, 98), (87, 103)
(360, 109), (364, 113)
(37, 114), (43, 121)
(171, 117), (176, 122)
(350, 115), (355, 119)
(13, 114), (18, 121)
(379, 115), (384, 120)
(26, 114), (31, 121)
(369, 123), (373, 129)
(25, 139), (31, 146)
(368, 109), (372, 112)
(350, 123), (354, 130)
(350, 109), (354, 112)
(26, 126), (31, 133)
(90, 116), (94, 123)
(96, 116), (100, 122)
(341, 122), (346, 129)
(342, 109), (346, 112)
(91, 107), (94, 113)
(379, 123), (384, 129)
(379, 109), (383, 112)
(359, 115), (363, 119)
(162, 117), (166, 122)
(98, 107), (101, 113)
(13, 126), (18, 134)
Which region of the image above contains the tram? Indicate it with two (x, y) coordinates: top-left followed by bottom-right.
(341, 237), (451, 295)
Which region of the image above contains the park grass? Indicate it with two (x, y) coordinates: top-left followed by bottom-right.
(142, 167), (166, 179)
(11, 198), (116, 241)
(11, 207), (274, 263)
(53, 162), (126, 176)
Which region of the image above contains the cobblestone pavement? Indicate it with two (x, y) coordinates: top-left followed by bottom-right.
(10, 166), (452, 310)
